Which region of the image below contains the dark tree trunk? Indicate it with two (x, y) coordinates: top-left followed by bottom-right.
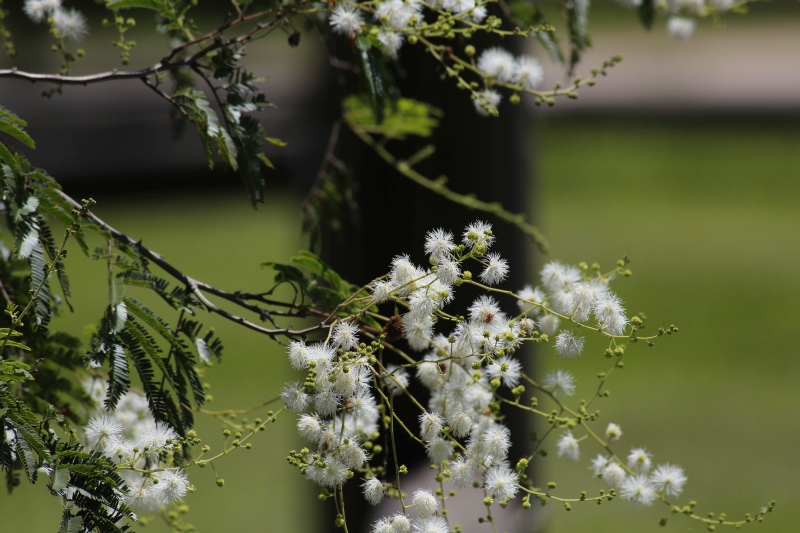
(319, 29), (540, 533)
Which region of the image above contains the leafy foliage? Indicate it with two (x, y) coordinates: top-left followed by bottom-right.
(344, 95), (442, 140)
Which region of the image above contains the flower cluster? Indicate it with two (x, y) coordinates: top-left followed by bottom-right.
(592, 448), (687, 505)
(284, 323), (380, 492)
(82, 378), (190, 513)
(323, 0), (550, 116)
(282, 221), (687, 532)
(24, 0), (88, 40)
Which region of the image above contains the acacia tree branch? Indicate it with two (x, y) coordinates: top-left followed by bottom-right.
(56, 190), (326, 341)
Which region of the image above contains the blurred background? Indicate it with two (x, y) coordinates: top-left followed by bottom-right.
(0, 1), (798, 532)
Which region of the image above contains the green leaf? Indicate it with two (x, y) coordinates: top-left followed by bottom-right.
(109, 275), (124, 308)
(344, 96), (442, 140)
(356, 38), (385, 123)
(0, 106), (27, 127)
(566, 0), (591, 74)
(0, 140), (18, 176)
(14, 434), (37, 483)
(291, 251), (345, 292)
(0, 106), (34, 148)
(261, 262), (306, 287)
(638, 0), (655, 29)
(0, 115), (34, 148)
(105, 344), (130, 411)
(256, 153), (275, 170)
(536, 26), (564, 65)
(265, 137), (287, 147)
(49, 467), (70, 495)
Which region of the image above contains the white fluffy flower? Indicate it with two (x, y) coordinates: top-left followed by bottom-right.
(411, 516), (448, 533)
(620, 473), (656, 506)
(556, 431), (580, 461)
(404, 311), (434, 351)
(513, 56), (544, 90)
(330, 4), (363, 35)
(386, 514), (412, 533)
(53, 8), (88, 41)
(477, 47), (516, 82)
(436, 258), (461, 285)
(482, 424), (512, 460)
(282, 382), (310, 413)
(124, 477), (158, 512)
(667, 17), (695, 40)
(152, 469), (190, 505)
(543, 369), (575, 396)
(554, 330), (585, 358)
(371, 280), (394, 303)
(479, 252), (509, 285)
(484, 465), (518, 500)
(485, 356), (521, 388)
(419, 412), (444, 441)
(450, 456), (476, 488)
(538, 314), (560, 335)
(566, 282), (596, 322)
(332, 321), (359, 350)
(424, 228), (454, 259)
(306, 455), (348, 487)
(136, 421), (178, 456)
(363, 477), (385, 506)
(84, 414), (124, 451)
(650, 464), (687, 497)
(540, 261), (581, 292)
(602, 462), (627, 487)
(288, 341), (310, 369)
(462, 220), (494, 248)
(372, 518), (394, 533)
(516, 285), (545, 315)
(378, 31), (404, 57)
(468, 295), (504, 327)
(425, 437), (453, 464)
(412, 489), (439, 518)
(297, 414), (324, 442)
(605, 423), (623, 443)
(627, 447), (653, 473)
(24, 0), (60, 23)
(594, 293), (628, 335)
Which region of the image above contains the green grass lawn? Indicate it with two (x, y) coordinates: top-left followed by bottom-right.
(533, 117), (800, 533)
(1, 118), (797, 533)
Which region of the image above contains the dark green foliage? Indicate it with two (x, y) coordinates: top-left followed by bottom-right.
(263, 251), (380, 330)
(505, 0), (565, 64)
(53, 443), (133, 533)
(356, 38), (387, 123)
(0, 381), (51, 488)
(118, 270), (186, 308)
(0, 108), (219, 528)
(639, 0), (655, 29)
(565, 0), (591, 74)
(174, 87), (239, 173)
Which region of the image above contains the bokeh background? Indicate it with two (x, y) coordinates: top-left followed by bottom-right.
(1, 1), (798, 532)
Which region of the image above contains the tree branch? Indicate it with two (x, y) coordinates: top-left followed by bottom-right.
(56, 190), (325, 341)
